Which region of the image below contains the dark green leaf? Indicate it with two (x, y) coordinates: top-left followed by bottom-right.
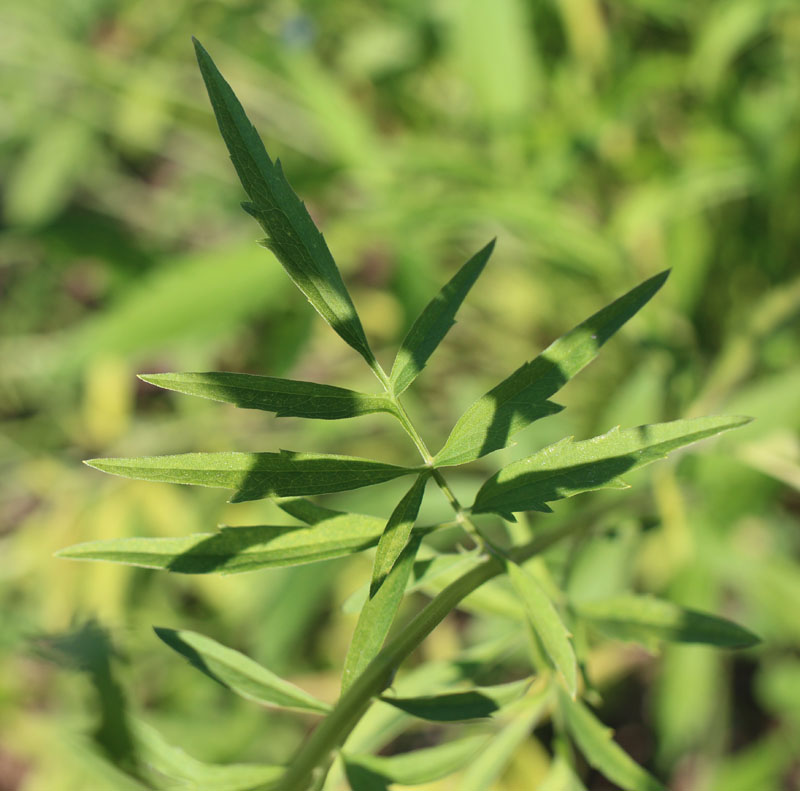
(154, 628), (330, 713)
(85, 450), (421, 503)
(575, 595), (759, 649)
(193, 39), (375, 365)
(473, 415), (751, 516)
(390, 240), (494, 394)
(435, 271), (670, 466)
(380, 677), (530, 721)
(139, 372), (393, 420)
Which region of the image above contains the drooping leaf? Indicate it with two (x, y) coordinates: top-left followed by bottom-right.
(575, 595), (759, 649)
(275, 497), (346, 524)
(473, 415), (751, 516)
(380, 677), (531, 721)
(506, 561), (577, 697)
(85, 450), (421, 503)
(389, 240), (494, 394)
(154, 628), (330, 713)
(57, 517), (431, 574)
(370, 474), (428, 596)
(558, 690), (665, 791)
(435, 271), (670, 466)
(139, 372), (394, 420)
(341, 534), (423, 693)
(193, 39), (375, 366)
(343, 735), (489, 786)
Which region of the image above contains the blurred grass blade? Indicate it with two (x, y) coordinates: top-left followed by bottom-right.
(539, 754), (588, 791)
(343, 735), (489, 786)
(558, 690), (665, 791)
(379, 677), (531, 721)
(140, 372), (394, 420)
(389, 240), (494, 394)
(341, 534), (423, 693)
(435, 271), (670, 466)
(154, 628), (330, 713)
(575, 594), (759, 649)
(193, 39), (375, 366)
(370, 474), (428, 596)
(85, 450), (421, 503)
(57, 519), (433, 574)
(506, 561), (577, 697)
(473, 415), (751, 516)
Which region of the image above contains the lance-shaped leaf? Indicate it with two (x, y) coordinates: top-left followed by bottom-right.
(85, 450), (421, 503)
(57, 517), (432, 574)
(380, 677), (531, 721)
(139, 372), (394, 420)
(390, 240), (494, 395)
(370, 474), (428, 596)
(558, 690), (665, 791)
(193, 39), (375, 366)
(342, 534), (423, 693)
(435, 271), (670, 466)
(154, 628), (330, 713)
(343, 735), (489, 786)
(506, 560), (577, 697)
(575, 594), (759, 649)
(473, 415), (751, 517)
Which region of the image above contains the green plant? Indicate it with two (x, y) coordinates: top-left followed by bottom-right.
(57, 40), (759, 791)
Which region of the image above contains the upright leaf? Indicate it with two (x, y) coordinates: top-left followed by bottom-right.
(390, 240), (494, 394)
(370, 474), (428, 596)
(85, 450), (421, 503)
(506, 561), (577, 697)
(558, 690), (665, 791)
(154, 628), (330, 713)
(435, 271), (670, 466)
(341, 534), (423, 693)
(193, 39), (375, 365)
(139, 372), (394, 420)
(473, 415), (751, 517)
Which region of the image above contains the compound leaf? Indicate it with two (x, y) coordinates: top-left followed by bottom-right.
(473, 415), (751, 516)
(390, 240), (494, 395)
(193, 39), (375, 366)
(435, 271), (670, 466)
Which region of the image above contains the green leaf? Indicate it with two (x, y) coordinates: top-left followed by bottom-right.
(539, 755), (588, 791)
(389, 240), (494, 394)
(154, 628), (330, 713)
(370, 474), (428, 596)
(139, 372), (394, 420)
(575, 594), (759, 649)
(192, 39), (375, 366)
(435, 271), (670, 466)
(379, 677), (531, 721)
(506, 561), (577, 697)
(85, 450), (421, 503)
(341, 534), (423, 693)
(57, 516), (431, 574)
(558, 690), (665, 791)
(343, 735), (489, 786)
(473, 415), (751, 516)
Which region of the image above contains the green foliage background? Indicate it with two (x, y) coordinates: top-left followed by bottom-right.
(1, 1), (799, 788)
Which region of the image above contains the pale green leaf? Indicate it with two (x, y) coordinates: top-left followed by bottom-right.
(85, 450), (421, 503)
(390, 240), (494, 394)
(506, 561), (577, 697)
(370, 474), (428, 596)
(380, 677), (531, 721)
(539, 755), (588, 791)
(154, 628), (330, 713)
(575, 594), (759, 649)
(193, 39), (375, 365)
(559, 690), (665, 791)
(473, 415), (751, 516)
(139, 372), (393, 420)
(435, 271), (670, 466)
(341, 534), (423, 693)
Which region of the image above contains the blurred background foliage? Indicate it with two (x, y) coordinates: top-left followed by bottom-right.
(1, 0), (799, 788)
